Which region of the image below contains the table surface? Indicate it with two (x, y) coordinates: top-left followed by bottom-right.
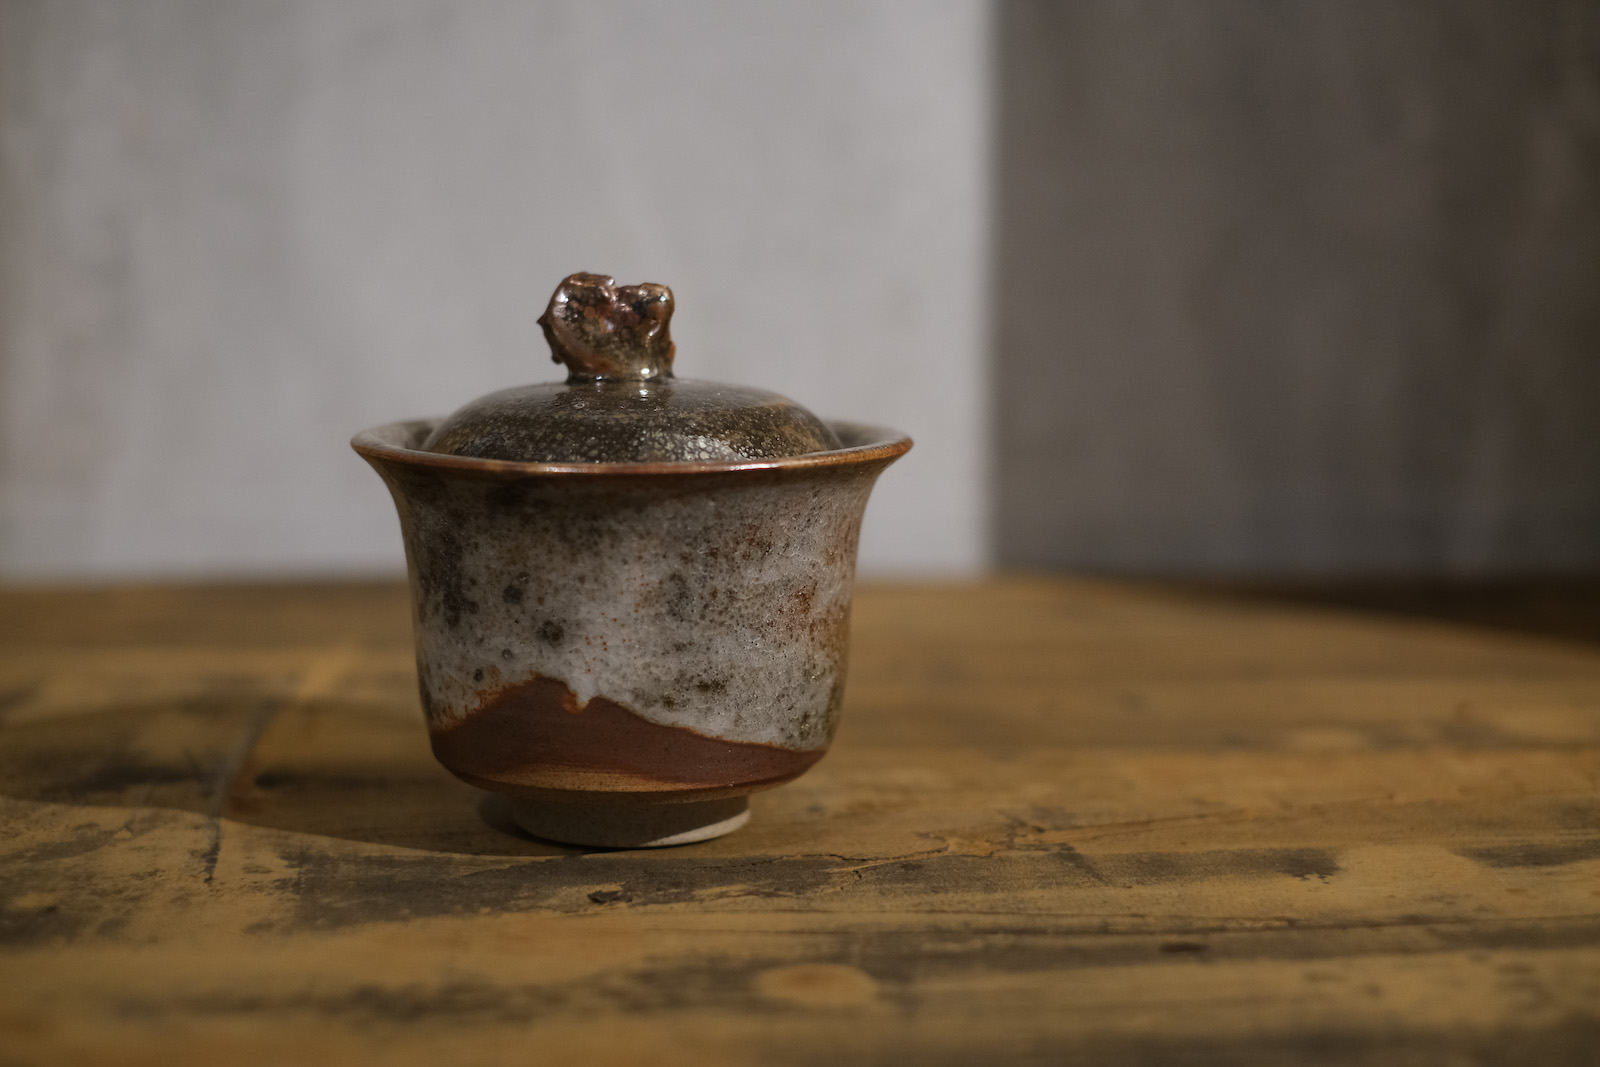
(1, 578), (1597, 1065)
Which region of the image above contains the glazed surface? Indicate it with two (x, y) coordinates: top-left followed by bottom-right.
(431, 674), (826, 796)
(422, 378), (842, 463)
(360, 420), (908, 795)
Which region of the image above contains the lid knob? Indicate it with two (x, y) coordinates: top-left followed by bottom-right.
(538, 272), (676, 382)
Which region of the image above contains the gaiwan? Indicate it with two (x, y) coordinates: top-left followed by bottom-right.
(353, 274), (910, 847)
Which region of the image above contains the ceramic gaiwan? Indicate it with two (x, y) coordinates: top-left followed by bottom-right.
(353, 273), (910, 847)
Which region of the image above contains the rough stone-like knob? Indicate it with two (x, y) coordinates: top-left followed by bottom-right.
(537, 272), (676, 382)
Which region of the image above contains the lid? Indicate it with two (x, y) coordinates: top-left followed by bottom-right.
(421, 273), (843, 463)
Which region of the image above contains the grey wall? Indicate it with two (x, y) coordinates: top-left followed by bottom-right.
(996, 1), (1600, 574)
(9, 1), (1600, 582)
(0, 0), (991, 579)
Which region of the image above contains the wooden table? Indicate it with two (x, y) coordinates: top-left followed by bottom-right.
(1, 579), (1597, 1065)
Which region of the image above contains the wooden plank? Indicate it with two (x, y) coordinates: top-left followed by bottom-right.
(1, 579), (1597, 1064)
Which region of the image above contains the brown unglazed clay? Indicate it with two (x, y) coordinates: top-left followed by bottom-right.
(352, 419), (909, 847)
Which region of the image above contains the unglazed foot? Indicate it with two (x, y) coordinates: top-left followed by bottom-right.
(509, 795), (751, 848)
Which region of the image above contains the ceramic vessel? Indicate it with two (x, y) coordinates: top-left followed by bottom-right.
(353, 274), (909, 847)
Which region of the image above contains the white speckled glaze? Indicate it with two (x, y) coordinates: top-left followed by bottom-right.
(353, 418), (910, 836)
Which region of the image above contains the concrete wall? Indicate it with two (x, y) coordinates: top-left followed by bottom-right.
(9, 1), (1600, 582)
(0, 0), (991, 579)
(995, 0), (1600, 574)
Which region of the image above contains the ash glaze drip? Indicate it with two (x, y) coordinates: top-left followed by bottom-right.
(431, 674), (826, 798)
(421, 273), (842, 464)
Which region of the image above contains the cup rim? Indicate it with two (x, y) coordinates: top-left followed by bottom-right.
(352, 418), (912, 477)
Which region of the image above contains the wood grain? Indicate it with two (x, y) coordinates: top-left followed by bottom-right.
(1, 579), (1597, 1064)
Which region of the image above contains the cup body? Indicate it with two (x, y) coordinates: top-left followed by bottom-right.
(353, 419), (908, 844)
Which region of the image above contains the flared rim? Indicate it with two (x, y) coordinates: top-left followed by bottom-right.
(351, 418), (912, 477)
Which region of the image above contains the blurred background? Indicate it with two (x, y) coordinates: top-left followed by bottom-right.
(1, 0), (1597, 583)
